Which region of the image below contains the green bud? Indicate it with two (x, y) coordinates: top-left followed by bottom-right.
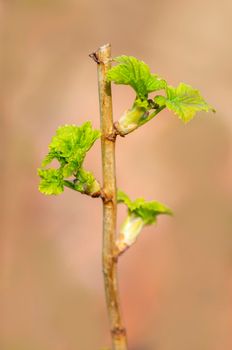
(85, 178), (101, 197)
(115, 103), (149, 135)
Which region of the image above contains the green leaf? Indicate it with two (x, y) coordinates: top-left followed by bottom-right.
(38, 168), (64, 195)
(117, 190), (132, 207)
(155, 83), (215, 122)
(38, 122), (101, 196)
(134, 98), (150, 110)
(131, 198), (172, 225)
(117, 190), (172, 225)
(42, 150), (60, 167)
(44, 122), (101, 174)
(107, 56), (166, 99)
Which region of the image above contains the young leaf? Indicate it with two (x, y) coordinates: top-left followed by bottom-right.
(117, 189), (132, 207)
(38, 122), (101, 196)
(38, 168), (64, 195)
(131, 198), (172, 225)
(43, 122), (101, 173)
(118, 190), (172, 225)
(155, 83), (215, 123)
(107, 56), (166, 99)
(116, 190), (172, 254)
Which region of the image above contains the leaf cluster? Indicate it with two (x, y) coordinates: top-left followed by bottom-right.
(38, 122), (101, 195)
(107, 56), (215, 126)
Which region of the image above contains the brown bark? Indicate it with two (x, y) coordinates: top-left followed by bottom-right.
(95, 43), (128, 350)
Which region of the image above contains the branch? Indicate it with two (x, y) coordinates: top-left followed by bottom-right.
(94, 43), (128, 350)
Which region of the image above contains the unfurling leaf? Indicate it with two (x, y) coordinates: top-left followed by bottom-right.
(107, 56), (166, 99)
(116, 190), (172, 254)
(117, 190), (132, 207)
(118, 190), (172, 224)
(155, 83), (215, 123)
(38, 122), (101, 196)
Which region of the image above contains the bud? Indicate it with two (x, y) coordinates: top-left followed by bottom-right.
(116, 213), (145, 254)
(87, 178), (101, 197)
(115, 100), (149, 135)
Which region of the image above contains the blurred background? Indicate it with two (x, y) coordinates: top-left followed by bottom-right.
(1, 0), (232, 349)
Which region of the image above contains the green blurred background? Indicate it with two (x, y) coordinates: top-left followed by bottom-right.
(1, 1), (232, 349)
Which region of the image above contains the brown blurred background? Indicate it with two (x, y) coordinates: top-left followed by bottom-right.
(1, 0), (232, 349)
